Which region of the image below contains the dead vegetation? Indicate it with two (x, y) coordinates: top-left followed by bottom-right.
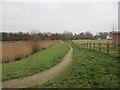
(28, 31), (41, 53)
(1, 40), (63, 63)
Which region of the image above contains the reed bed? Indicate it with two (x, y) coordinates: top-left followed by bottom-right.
(1, 40), (63, 63)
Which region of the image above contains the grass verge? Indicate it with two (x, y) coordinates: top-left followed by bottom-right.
(2, 43), (69, 81)
(30, 41), (119, 88)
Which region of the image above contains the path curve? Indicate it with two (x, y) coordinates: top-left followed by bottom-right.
(2, 45), (73, 88)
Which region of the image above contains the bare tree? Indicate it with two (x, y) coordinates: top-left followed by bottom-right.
(28, 31), (41, 53)
(61, 31), (73, 41)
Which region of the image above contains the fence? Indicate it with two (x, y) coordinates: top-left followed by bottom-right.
(75, 42), (120, 58)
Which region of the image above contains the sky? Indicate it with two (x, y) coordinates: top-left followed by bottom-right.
(1, 0), (119, 35)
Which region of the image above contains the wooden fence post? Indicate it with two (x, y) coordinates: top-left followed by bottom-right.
(113, 44), (116, 50)
(107, 42), (109, 54)
(93, 43), (95, 50)
(87, 43), (88, 48)
(90, 43), (91, 49)
(99, 42), (101, 51)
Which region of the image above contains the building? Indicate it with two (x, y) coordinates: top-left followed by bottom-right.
(98, 38), (101, 40)
(106, 34), (113, 40)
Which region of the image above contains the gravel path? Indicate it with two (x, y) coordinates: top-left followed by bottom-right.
(2, 45), (73, 88)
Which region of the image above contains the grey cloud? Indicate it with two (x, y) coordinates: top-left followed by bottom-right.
(2, 2), (118, 34)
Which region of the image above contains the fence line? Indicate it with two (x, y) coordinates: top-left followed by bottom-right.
(75, 42), (120, 58)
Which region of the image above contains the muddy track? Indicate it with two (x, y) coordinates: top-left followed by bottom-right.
(2, 45), (73, 88)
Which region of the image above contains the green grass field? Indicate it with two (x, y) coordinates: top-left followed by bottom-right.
(2, 43), (69, 81)
(73, 40), (118, 57)
(30, 41), (119, 88)
(73, 40), (112, 44)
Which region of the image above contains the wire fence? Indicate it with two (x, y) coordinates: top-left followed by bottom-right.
(75, 42), (120, 58)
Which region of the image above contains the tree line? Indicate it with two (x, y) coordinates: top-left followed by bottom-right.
(1, 31), (114, 41)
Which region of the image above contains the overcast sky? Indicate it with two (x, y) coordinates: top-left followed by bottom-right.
(2, 1), (118, 34)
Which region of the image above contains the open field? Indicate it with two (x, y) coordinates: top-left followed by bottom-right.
(1, 40), (63, 63)
(73, 40), (112, 44)
(30, 41), (119, 88)
(2, 43), (69, 81)
(73, 40), (119, 57)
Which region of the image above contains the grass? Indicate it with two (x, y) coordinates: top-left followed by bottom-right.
(73, 40), (118, 57)
(30, 41), (119, 88)
(2, 40), (63, 63)
(2, 43), (69, 81)
(73, 40), (112, 44)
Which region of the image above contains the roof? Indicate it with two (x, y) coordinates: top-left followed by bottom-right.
(108, 34), (113, 37)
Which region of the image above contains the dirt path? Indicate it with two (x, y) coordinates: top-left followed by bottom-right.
(2, 45), (73, 88)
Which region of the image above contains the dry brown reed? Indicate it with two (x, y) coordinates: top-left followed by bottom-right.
(1, 40), (63, 63)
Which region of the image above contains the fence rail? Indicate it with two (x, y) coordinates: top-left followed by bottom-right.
(75, 42), (120, 58)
